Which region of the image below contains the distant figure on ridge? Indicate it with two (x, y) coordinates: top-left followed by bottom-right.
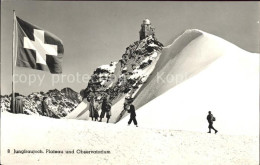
(126, 103), (138, 127)
(99, 97), (111, 123)
(207, 111), (218, 134)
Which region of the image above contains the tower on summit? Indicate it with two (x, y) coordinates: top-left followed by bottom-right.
(139, 19), (155, 40)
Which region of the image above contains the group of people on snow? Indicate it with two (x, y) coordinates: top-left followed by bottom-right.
(88, 94), (138, 127)
(88, 96), (112, 123)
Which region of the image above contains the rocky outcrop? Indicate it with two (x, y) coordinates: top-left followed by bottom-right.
(61, 87), (81, 103)
(82, 19), (163, 113)
(1, 95), (11, 112)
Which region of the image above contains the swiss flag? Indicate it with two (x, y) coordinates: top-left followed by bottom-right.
(16, 16), (64, 74)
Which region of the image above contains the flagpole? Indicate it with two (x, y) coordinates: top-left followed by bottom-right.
(12, 10), (16, 113)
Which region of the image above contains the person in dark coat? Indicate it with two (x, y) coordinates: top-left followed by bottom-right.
(207, 111), (218, 134)
(127, 104), (138, 127)
(92, 98), (99, 121)
(89, 98), (95, 121)
(87, 92), (95, 121)
(99, 98), (111, 123)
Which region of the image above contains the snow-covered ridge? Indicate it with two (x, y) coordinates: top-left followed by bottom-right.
(133, 28), (257, 109)
(164, 29), (203, 48)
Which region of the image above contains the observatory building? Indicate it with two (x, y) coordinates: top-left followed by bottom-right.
(139, 19), (155, 40)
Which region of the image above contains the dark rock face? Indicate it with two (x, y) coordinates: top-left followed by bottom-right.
(1, 88), (81, 118)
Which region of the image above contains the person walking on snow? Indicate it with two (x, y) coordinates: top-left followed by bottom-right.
(93, 99), (100, 121)
(99, 97), (111, 123)
(207, 111), (218, 134)
(89, 98), (95, 121)
(127, 104), (138, 127)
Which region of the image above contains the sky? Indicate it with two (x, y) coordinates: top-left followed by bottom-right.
(1, 1), (259, 95)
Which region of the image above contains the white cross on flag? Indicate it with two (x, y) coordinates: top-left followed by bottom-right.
(16, 16), (64, 74)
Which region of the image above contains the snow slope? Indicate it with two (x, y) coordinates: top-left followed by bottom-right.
(64, 98), (89, 119)
(119, 30), (259, 135)
(1, 112), (258, 165)
(134, 29), (246, 109)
